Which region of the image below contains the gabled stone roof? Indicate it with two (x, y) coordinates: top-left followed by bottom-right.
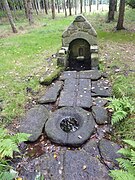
(62, 15), (97, 47)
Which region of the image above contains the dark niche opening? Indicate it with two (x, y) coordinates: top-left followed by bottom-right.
(68, 38), (91, 71)
(60, 117), (79, 133)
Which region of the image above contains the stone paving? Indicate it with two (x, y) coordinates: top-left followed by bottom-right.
(18, 70), (121, 180)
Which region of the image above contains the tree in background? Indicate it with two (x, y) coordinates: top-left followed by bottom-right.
(80, 0), (82, 13)
(51, 0), (55, 19)
(27, 0), (34, 25)
(107, 0), (116, 22)
(116, 0), (125, 30)
(64, 0), (67, 17)
(68, 0), (72, 16)
(2, 0), (18, 33)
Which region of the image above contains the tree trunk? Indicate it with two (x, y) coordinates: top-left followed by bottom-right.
(44, 0), (48, 14)
(33, 0), (39, 15)
(51, 0), (55, 19)
(115, 0), (117, 11)
(69, 0), (72, 16)
(2, 0), (18, 33)
(27, 0), (34, 25)
(64, 0), (67, 17)
(80, 0), (82, 13)
(23, 0), (28, 18)
(107, 0), (116, 22)
(56, 0), (60, 13)
(116, 0), (125, 30)
(89, 0), (92, 12)
(74, 0), (77, 15)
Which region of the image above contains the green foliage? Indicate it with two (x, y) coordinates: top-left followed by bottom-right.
(126, 0), (135, 8)
(107, 97), (135, 124)
(112, 74), (135, 98)
(110, 140), (135, 180)
(0, 128), (30, 179)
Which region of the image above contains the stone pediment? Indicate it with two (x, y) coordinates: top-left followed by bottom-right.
(62, 15), (97, 47)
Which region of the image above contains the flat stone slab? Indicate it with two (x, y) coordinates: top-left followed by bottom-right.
(79, 70), (102, 80)
(59, 71), (77, 80)
(91, 79), (112, 97)
(99, 139), (121, 169)
(59, 78), (92, 108)
(59, 79), (77, 107)
(60, 70), (101, 80)
(64, 150), (110, 180)
(45, 107), (95, 147)
(93, 97), (108, 107)
(19, 151), (64, 180)
(92, 106), (110, 125)
(38, 81), (63, 104)
(18, 147), (112, 180)
(19, 105), (49, 142)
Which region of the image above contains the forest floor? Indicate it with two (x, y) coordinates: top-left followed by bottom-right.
(0, 8), (135, 142)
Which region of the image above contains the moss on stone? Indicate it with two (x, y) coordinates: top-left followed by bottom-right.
(40, 66), (64, 85)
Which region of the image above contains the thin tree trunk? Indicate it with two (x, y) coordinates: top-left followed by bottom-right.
(80, 0), (82, 13)
(27, 0), (34, 25)
(23, 0), (28, 18)
(107, 0), (116, 22)
(115, 0), (117, 11)
(69, 0), (72, 16)
(33, 0), (39, 15)
(89, 0), (92, 12)
(44, 0), (48, 14)
(64, 0), (67, 17)
(74, 0), (77, 15)
(51, 0), (55, 19)
(2, 0), (18, 33)
(116, 0), (125, 30)
(56, 0), (60, 13)
(96, 0), (99, 11)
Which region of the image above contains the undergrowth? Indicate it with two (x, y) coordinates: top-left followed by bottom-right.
(0, 128), (30, 180)
(110, 140), (135, 180)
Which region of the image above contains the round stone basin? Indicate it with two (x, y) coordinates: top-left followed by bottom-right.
(45, 107), (96, 147)
(60, 116), (79, 133)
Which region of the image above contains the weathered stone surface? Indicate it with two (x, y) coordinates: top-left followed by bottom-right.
(64, 150), (110, 180)
(99, 139), (121, 168)
(38, 81), (63, 104)
(45, 107), (95, 147)
(93, 97), (108, 107)
(19, 105), (49, 142)
(79, 70), (101, 80)
(91, 79), (112, 97)
(92, 106), (110, 125)
(59, 79), (77, 107)
(76, 78), (92, 108)
(59, 77), (92, 108)
(59, 71), (77, 80)
(82, 139), (100, 158)
(19, 152), (64, 180)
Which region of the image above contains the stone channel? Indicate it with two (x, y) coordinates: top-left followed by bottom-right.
(18, 70), (121, 180)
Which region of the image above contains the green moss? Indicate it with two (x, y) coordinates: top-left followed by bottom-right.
(40, 66), (64, 85)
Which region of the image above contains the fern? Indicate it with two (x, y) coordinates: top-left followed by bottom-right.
(110, 140), (135, 180)
(0, 128), (30, 180)
(110, 170), (135, 180)
(107, 97), (135, 124)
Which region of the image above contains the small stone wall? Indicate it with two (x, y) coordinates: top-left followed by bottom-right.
(57, 15), (99, 70)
